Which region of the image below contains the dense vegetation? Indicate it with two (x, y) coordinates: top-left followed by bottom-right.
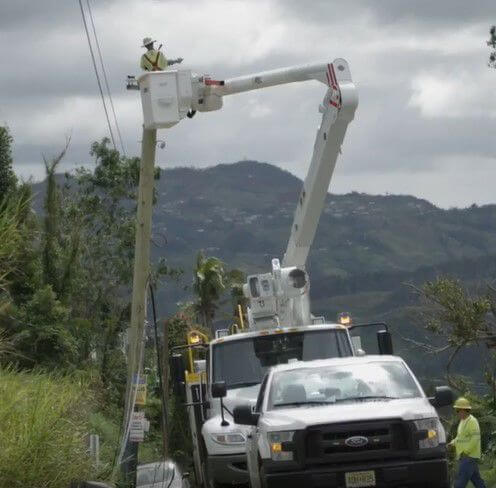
(0, 129), (159, 486)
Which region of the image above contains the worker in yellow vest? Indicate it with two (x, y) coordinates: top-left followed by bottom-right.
(448, 397), (487, 488)
(140, 37), (183, 71)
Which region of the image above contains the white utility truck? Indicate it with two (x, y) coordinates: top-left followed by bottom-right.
(233, 356), (453, 488)
(149, 59), (391, 488)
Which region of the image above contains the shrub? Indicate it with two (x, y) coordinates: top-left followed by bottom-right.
(0, 368), (93, 487)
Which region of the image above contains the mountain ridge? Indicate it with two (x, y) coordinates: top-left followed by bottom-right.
(30, 160), (496, 381)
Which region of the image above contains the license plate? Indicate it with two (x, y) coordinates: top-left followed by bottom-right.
(345, 470), (376, 488)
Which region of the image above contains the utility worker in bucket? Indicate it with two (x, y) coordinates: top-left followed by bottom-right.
(448, 397), (487, 488)
(140, 37), (183, 71)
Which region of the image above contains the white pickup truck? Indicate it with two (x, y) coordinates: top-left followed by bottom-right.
(233, 356), (453, 488)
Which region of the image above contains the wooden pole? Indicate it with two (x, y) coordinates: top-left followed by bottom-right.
(122, 127), (157, 487)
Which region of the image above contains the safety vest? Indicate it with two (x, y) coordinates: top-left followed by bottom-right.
(453, 415), (481, 459)
(140, 50), (167, 71)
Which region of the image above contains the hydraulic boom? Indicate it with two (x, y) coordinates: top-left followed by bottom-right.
(136, 59), (358, 329)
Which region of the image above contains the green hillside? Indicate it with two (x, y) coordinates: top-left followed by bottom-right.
(32, 160), (496, 382)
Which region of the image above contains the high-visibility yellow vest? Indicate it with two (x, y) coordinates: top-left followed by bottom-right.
(140, 50), (167, 71)
(453, 415), (481, 459)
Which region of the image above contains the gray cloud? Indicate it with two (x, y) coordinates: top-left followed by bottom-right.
(1, 0), (495, 208)
(282, 0), (496, 27)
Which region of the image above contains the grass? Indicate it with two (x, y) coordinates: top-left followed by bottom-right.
(0, 367), (94, 488)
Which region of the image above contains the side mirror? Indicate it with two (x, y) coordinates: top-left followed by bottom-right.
(377, 330), (393, 355)
(429, 386), (454, 408)
(211, 381), (227, 398)
(171, 353), (186, 399)
(233, 404), (259, 426)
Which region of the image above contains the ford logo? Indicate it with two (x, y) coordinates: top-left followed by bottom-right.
(344, 436), (369, 447)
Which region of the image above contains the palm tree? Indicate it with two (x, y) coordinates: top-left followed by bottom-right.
(192, 252), (226, 332)
(226, 268), (247, 327)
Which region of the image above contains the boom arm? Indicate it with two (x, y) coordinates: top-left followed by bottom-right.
(208, 60), (358, 268)
(238, 60), (358, 328)
(208, 62), (331, 95)
(137, 59), (358, 329)
(283, 60), (358, 268)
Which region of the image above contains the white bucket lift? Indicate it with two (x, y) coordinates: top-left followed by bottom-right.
(138, 70), (193, 129)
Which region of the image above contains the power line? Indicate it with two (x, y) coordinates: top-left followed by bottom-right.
(78, 0), (117, 151)
(86, 0), (126, 156)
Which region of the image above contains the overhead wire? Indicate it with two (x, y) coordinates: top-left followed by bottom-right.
(86, 0), (127, 156)
(78, 0), (117, 152)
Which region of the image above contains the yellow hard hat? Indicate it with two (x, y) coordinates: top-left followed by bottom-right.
(453, 397), (472, 410)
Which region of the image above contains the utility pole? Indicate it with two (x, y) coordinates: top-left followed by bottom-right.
(121, 127), (157, 487)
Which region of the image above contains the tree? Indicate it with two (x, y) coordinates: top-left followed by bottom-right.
(0, 197), (24, 292)
(410, 277), (496, 392)
(226, 268), (247, 327)
(11, 285), (77, 368)
(0, 126), (17, 199)
(41, 141), (69, 295)
(62, 139), (147, 382)
(192, 251), (226, 331)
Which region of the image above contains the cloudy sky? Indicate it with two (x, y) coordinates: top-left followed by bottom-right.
(1, 0), (495, 208)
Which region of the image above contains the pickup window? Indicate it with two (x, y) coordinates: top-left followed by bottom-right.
(212, 329), (352, 389)
(268, 360), (422, 409)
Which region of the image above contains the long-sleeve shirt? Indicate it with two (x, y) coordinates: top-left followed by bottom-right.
(452, 415), (481, 459)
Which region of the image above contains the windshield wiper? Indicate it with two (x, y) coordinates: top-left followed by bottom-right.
(273, 400), (336, 408)
(335, 395), (398, 402)
(228, 381), (260, 389)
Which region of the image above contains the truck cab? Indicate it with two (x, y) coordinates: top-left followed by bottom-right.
(233, 356), (454, 488)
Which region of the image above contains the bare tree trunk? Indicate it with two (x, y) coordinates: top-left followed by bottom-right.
(446, 345), (463, 390)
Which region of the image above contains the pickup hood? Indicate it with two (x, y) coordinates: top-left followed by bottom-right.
(262, 398), (437, 430)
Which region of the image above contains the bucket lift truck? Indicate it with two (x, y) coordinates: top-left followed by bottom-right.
(137, 60), (393, 488)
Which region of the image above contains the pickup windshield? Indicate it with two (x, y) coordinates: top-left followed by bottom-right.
(212, 329), (352, 389)
(269, 360), (422, 409)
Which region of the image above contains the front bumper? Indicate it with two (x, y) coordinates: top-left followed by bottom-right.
(262, 457), (449, 488)
(208, 453), (249, 485)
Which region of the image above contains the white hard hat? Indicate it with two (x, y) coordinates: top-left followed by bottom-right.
(142, 37), (155, 47)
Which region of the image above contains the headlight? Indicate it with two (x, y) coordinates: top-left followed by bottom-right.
(413, 418), (445, 449)
(211, 432), (246, 445)
(267, 431), (295, 461)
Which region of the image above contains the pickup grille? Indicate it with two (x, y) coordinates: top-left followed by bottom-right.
(302, 419), (411, 466)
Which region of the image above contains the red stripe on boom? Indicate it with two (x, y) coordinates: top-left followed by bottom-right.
(205, 79), (225, 86)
